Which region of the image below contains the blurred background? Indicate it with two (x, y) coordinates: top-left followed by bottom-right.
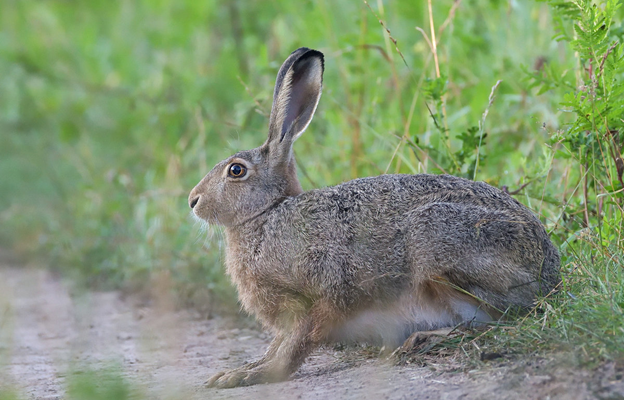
(2, 0), (624, 397)
(0, 0), (613, 308)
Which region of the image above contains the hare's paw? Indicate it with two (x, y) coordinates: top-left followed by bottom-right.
(206, 369), (247, 389)
(205, 371), (226, 387)
(390, 328), (454, 362)
(206, 367), (283, 389)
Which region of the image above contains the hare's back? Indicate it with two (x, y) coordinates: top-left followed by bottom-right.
(283, 174), (540, 238)
(278, 174), (559, 306)
(308, 174), (528, 215)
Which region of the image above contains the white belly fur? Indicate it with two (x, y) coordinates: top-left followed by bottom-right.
(328, 294), (492, 349)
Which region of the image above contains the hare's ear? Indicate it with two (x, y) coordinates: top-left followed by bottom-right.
(266, 47), (324, 161)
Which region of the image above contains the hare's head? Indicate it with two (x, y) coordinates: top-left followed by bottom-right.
(188, 48), (324, 227)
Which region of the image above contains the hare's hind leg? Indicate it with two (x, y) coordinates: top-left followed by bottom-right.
(389, 281), (496, 360)
(404, 202), (541, 311)
(207, 301), (336, 389)
(391, 327), (454, 359)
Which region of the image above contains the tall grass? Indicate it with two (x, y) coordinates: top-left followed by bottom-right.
(0, 0), (622, 358)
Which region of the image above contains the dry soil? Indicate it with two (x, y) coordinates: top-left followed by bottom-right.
(0, 262), (622, 400)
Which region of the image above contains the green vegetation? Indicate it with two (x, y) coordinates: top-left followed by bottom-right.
(0, 0), (622, 376)
(512, 0), (624, 362)
(0, 367), (138, 400)
(0, 390), (20, 400)
(65, 367), (134, 400)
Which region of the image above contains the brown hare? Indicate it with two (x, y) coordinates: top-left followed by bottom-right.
(188, 47), (560, 388)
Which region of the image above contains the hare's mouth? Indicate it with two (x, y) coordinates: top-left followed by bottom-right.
(190, 210), (204, 223)
(191, 207), (221, 226)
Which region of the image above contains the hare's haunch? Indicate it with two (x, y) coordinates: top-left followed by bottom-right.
(188, 47), (560, 389)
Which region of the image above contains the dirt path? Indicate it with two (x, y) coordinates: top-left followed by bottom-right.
(0, 263), (622, 400)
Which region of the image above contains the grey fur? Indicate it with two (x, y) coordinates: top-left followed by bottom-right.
(188, 48), (560, 388)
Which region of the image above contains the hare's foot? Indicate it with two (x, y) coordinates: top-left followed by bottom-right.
(206, 365), (286, 389)
(205, 370), (227, 387)
(390, 327), (454, 360)
(205, 361), (259, 387)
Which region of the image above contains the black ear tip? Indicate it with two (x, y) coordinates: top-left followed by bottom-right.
(292, 47), (324, 61)
(291, 47), (311, 54)
(293, 48), (324, 71)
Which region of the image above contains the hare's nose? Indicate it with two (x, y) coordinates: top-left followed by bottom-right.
(189, 195), (200, 209)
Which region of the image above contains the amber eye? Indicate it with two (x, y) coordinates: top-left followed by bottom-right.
(228, 163), (247, 178)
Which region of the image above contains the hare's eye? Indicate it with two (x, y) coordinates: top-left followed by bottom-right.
(228, 163), (247, 178)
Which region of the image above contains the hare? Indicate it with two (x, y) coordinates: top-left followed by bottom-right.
(188, 47), (560, 388)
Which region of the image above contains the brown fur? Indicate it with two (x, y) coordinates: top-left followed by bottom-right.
(189, 48), (561, 388)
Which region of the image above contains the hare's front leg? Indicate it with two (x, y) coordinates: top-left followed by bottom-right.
(205, 332), (284, 388)
(207, 304), (332, 389)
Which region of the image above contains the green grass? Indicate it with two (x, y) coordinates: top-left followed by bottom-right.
(0, 0), (622, 371)
(0, 367), (139, 400)
(65, 367), (136, 400)
(0, 390), (20, 400)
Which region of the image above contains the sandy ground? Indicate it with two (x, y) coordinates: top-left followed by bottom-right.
(0, 262), (622, 400)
